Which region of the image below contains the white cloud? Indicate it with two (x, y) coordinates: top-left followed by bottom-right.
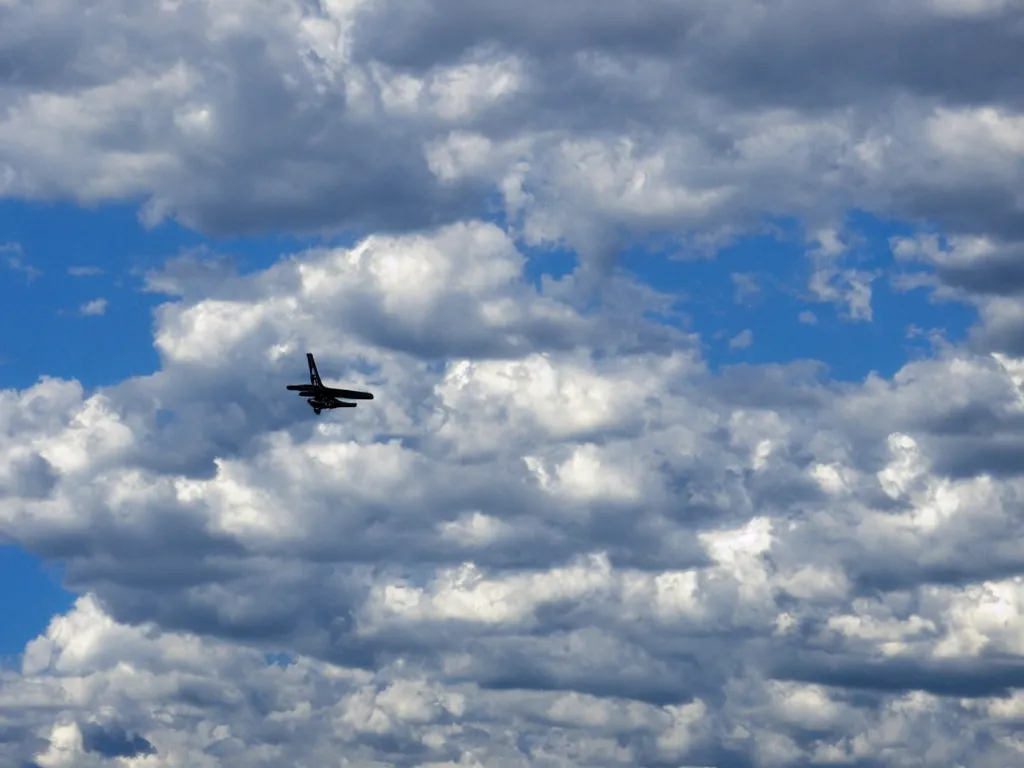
(0, 0), (1019, 251)
(729, 329), (753, 349)
(808, 266), (875, 322)
(2, 224), (1024, 764)
(78, 298), (107, 316)
(804, 227), (877, 322)
(2, 0), (1024, 764)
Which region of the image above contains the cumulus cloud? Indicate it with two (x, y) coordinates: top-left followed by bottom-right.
(2, 0), (1024, 765)
(893, 234), (1024, 298)
(892, 233), (1024, 355)
(3, 222), (1024, 764)
(0, 0), (1020, 255)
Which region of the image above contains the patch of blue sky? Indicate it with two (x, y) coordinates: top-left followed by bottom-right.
(512, 210), (976, 381)
(521, 244), (578, 288)
(0, 545), (72, 662)
(264, 651), (296, 667)
(0, 201), (351, 391)
(2, 199), (978, 391)
(617, 211), (977, 382)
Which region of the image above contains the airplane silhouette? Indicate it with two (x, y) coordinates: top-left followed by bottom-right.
(286, 353), (374, 414)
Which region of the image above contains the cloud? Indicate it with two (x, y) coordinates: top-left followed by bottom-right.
(731, 272), (760, 304)
(798, 310), (818, 325)
(804, 227), (877, 322)
(3, 224), (1024, 764)
(892, 234), (1024, 297)
(811, 266), (876, 321)
(67, 266), (104, 277)
(1, 0), (1024, 765)
(891, 233), (1024, 356)
(0, 0), (1020, 257)
(1, 242), (41, 282)
(141, 248), (240, 300)
(78, 298), (108, 316)
(728, 329), (753, 349)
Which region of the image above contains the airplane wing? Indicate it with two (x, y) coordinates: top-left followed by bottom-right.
(317, 386), (374, 400)
(285, 385), (373, 399)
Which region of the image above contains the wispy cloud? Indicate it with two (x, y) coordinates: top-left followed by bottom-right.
(79, 298), (108, 316)
(67, 266), (104, 277)
(731, 272), (760, 304)
(729, 328), (753, 349)
(139, 247), (238, 298)
(1, 243), (41, 282)
(804, 228), (877, 322)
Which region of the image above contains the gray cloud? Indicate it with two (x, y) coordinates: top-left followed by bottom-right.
(0, 0), (1019, 254)
(2, 225), (1024, 765)
(141, 248), (240, 299)
(2, 0), (1024, 765)
(891, 234), (1024, 357)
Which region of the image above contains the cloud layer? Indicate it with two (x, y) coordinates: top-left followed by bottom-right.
(1, 0), (1022, 250)
(3, 0), (1024, 766)
(3, 221), (1024, 765)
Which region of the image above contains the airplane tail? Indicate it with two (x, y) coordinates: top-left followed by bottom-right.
(307, 353), (322, 387)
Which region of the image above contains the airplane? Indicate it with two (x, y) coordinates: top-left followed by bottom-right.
(286, 353), (374, 414)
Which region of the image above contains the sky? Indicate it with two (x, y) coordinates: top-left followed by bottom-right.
(1, 0), (1023, 766)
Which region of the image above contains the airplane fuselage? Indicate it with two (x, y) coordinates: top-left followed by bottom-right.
(286, 353), (373, 415)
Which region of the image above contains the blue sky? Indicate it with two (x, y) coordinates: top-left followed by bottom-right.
(0, 545), (69, 661)
(0, 201), (327, 390)
(0, 200), (977, 660)
(1, 200), (975, 391)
